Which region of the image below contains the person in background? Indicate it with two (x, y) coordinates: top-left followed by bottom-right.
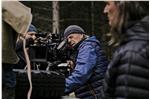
(14, 24), (37, 69)
(102, 1), (149, 99)
(64, 25), (108, 99)
(2, 1), (32, 99)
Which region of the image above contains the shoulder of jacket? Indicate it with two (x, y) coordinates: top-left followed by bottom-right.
(118, 40), (148, 54)
(79, 40), (99, 50)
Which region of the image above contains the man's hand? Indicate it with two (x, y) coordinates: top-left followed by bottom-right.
(67, 60), (74, 70)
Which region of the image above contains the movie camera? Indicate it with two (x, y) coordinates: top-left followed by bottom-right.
(15, 32), (73, 99)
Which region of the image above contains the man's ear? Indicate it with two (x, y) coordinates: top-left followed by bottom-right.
(80, 34), (84, 38)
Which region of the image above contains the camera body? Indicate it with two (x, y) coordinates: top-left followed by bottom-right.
(29, 33), (71, 76)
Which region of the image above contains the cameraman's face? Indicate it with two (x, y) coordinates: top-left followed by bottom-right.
(26, 32), (37, 40)
(67, 33), (83, 47)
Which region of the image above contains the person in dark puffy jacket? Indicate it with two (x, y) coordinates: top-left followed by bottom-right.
(64, 25), (108, 99)
(103, 1), (149, 99)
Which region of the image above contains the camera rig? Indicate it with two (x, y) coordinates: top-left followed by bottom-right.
(14, 33), (72, 99)
(29, 33), (70, 75)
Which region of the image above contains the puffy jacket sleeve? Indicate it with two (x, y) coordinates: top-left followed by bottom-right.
(103, 51), (121, 98)
(65, 44), (97, 94)
(103, 49), (149, 99)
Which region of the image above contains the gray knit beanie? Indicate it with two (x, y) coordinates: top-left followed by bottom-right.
(64, 25), (85, 38)
(28, 24), (37, 33)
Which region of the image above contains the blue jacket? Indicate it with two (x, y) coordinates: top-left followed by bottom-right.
(65, 36), (108, 99)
